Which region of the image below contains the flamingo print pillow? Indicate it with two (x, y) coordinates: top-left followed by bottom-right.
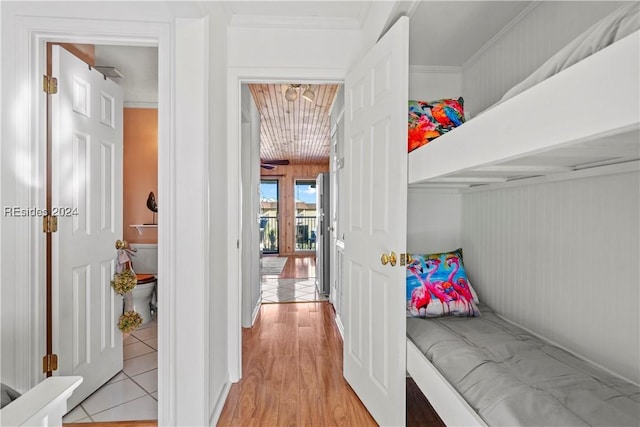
(406, 249), (480, 318)
(408, 98), (465, 152)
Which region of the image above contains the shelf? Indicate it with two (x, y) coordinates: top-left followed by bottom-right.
(129, 224), (158, 235)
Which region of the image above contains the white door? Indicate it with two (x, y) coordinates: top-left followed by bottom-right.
(342, 17), (409, 426)
(51, 45), (124, 409)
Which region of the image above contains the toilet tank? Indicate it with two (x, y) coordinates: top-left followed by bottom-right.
(129, 243), (158, 274)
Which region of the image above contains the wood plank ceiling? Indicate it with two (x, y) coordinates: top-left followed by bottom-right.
(249, 83), (339, 164)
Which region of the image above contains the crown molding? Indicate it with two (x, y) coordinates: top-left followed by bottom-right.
(409, 65), (462, 74)
(229, 14), (362, 30)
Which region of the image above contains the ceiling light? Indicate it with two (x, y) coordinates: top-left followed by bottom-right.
(285, 86), (298, 102)
(302, 86), (315, 103)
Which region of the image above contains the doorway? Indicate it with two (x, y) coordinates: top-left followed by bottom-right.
(260, 179), (280, 254)
(11, 13), (210, 425)
(47, 43), (159, 423)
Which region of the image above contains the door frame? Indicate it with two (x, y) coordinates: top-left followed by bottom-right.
(14, 15), (209, 425)
(228, 68), (344, 381)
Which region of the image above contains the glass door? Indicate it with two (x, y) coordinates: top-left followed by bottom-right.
(294, 180), (317, 251)
(260, 179), (279, 254)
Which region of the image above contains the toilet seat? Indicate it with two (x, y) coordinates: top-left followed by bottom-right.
(136, 273), (156, 284)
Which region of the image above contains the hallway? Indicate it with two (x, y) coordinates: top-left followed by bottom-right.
(218, 301), (376, 426)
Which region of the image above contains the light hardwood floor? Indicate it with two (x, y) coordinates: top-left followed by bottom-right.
(218, 302), (377, 426)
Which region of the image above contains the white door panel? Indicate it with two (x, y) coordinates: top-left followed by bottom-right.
(342, 17), (409, 426)
(51, 45), (124, 409)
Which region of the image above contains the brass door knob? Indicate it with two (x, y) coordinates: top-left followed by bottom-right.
(381, 252), (397, 266)
(389, 251), (397, 266)
(381, 253), (389, 265)
(115, 239), (128, 250)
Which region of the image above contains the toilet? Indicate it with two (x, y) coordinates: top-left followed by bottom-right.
(129, 244), (158, 325)
(131, 274), (156, 324)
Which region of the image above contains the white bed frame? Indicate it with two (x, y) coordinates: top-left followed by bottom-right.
(0, 376), (82, 427)
(405, 30), (639, 426)
(408, 30), (639, 188)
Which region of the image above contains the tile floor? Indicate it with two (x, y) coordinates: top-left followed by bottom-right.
(62, 320), (158, 423)
(261, 277), (328, 303)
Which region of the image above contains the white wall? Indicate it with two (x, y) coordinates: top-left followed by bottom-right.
(205, 3), (232, 424)
(409, 66), (462, 102)
(228, 24), (362, 69)
(461, 169), (640, 384)
(462, 1), (629, 114)
(407, 189), (462, 255)
(0, 2), (228, 426)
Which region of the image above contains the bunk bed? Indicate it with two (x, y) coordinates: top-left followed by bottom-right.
(406, 4), (640, 426)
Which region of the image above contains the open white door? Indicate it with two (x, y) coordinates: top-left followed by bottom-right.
(342, 17), (409, 426)
(51, 45), (124, 409)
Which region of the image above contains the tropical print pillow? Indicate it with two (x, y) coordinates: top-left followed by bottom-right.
(406, 248), (480, 318)
(408, 97), (465, 152)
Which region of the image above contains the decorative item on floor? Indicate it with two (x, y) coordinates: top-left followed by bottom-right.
(112, 240), (142, 334)
(146, 191), (158, 225)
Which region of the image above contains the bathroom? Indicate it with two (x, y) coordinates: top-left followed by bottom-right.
(62, 44), (160, 423)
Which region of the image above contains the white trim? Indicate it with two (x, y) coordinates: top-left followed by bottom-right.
(334, 315), (344, 340)
(251, 300), (261, 327)
(124, 101), (158, 109)
(229, 14), (362, 31)
(209, 381), (232, 427)
(462, 160), (640, 194)
(228, 66), (346, 383)
(15, 15), (177, 425)
(409, 65), (461, 74)
(0, 376), (83, 427)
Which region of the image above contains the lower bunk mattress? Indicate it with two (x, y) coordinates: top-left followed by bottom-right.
(406, 304), (640, 426)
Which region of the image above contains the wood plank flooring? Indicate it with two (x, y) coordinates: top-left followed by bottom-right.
(218, 302), (376, 426)
(278, 255), (316, 279)
(218, 301), (445, 427)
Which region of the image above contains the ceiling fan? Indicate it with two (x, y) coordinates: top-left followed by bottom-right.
(260, 159), (290, 170)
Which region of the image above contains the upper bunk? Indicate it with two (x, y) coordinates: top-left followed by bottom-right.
(408, 5), (640, 188)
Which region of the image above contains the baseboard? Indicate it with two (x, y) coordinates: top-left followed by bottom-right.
(251, 300), (261, 326)
(209, 380), (231, 427)
(334, 314), (344, 339)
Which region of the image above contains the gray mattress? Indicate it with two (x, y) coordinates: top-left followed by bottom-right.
(407, 304), (640, 426)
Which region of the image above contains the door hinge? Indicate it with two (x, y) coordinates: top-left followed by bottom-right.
(43, 75), (58, 94)
(43, 354), (58, 373)
(43, 215), (58, 233)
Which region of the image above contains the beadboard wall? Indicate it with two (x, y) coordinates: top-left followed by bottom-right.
(407, 188), (462, 255)
(462, 1), (628, 115)
(460, 169), (640, 384)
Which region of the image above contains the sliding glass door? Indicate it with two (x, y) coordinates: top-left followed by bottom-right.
(294, 180), (317, 251)
(260, 179), (279, 254)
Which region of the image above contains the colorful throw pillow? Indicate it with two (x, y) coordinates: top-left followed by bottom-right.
(408, 97), (465, 152)
(406, 248), (480, 318)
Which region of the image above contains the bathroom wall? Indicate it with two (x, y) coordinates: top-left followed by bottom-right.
(123, 108), (158, 243)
